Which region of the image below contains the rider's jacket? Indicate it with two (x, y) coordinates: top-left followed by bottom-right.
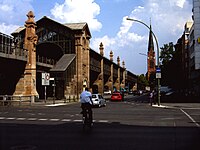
(80, 91), (92, 104)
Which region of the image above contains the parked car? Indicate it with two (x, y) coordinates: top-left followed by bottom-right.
(104, 90), (111, 95)
(91, 94), (106, 107)
(111, 92), (124, 101)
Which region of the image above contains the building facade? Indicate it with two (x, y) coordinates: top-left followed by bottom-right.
(0, 11), (138, 102)
(188, 0), (200, 96)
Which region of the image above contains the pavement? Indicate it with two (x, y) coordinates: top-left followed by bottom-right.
(31, 96), (200, 110)
(152, 103), (200, 109)
(30, 99), (78, 107)
(2, 94), (200, 110)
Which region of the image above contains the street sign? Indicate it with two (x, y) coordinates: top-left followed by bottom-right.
(42, 73), (50, 85)
(156, 67), (161, 73)
(156, 72), (161, 79)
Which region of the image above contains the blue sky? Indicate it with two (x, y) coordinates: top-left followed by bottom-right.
(0, 0), (193, 75)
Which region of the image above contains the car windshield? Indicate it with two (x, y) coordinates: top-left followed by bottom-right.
(92, 95), (97, 98)
(98, 95), (103, 99)
(112, 93), (120, 96)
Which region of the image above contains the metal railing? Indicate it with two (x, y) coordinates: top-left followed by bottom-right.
(0, 95), (32, 106)
(37, 56), (56, 65)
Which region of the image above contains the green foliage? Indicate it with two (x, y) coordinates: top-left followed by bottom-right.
(137, 74), (149, 90)
(160, 42), (175, 66)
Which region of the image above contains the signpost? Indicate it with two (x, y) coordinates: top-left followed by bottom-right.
(156, 67), (161, 79)
(42, 73), (50, 103)
(50, 77), (55, 104)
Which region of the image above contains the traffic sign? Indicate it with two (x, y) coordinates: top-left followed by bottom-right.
(156, 67), (161, 73)
(42, 73), (50, 85)
(156, 72), (161, 79)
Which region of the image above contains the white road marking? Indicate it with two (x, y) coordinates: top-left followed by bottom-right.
(27, 118), (37, 121)
(73, 119), (82, 122)
(16, 118), (26, 120)
(45, 103), (68, 107)
(0, 116), (109, 124)
(98, 120), (109, 123)
(180, 109), (200, 128)
(61, 119), (71, 122)
(49, 119), (59, 121)
(6, 117), (16, 120)
(38, 118), (48, 121)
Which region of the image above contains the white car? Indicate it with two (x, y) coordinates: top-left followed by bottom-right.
(104, 90), (111, 95)
(91, 94), (106, 107)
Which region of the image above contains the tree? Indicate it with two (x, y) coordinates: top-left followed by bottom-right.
(160, 42), (174, 66)
(137, 74), (149, 90)
(160, 42), (175, 86)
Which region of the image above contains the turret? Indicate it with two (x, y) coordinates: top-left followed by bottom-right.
(99, 42), (104, 56)
(110, 51), (113, 62)
(117, 56), (120, 66)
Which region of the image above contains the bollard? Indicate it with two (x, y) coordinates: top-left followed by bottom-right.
(64, 96), (67, 103)
(19, 96), (22, 106)
(3, 95), (6, 106)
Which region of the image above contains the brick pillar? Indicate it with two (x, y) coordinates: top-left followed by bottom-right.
(13, 11), (38, 102)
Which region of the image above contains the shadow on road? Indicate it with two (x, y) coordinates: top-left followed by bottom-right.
(0, 121), (199, 150)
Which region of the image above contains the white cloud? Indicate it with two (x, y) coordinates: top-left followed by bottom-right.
(50, 0), (102, 32)
(0, 23), (19, 35)
(0, 0), (33, 35)
(90, 35), (116, 54)
(169, 0), (186, 8)
(91, 0), (192, 74)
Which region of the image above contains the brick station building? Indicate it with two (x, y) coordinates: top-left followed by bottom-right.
(0, 11), (137, 102)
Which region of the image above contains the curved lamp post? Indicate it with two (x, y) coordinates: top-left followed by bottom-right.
(126, 17), (161, 106)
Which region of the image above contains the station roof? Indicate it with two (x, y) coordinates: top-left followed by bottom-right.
(50, 54), (76, 72)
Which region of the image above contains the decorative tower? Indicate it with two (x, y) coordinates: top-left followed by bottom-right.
(147, 24), (156, 80)
(99, 42), (104, 56)
(117, 56), (120, 66)
(110, 51), (113, 62)
(13, 11), (38, 102)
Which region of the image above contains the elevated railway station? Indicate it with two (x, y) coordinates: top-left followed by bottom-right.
(0, 11), (137, 102)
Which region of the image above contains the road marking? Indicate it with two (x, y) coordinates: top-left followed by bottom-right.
(98, 120), (109, 123)
(61, 119), (71, 122)
(49, 119), (59, 121)
(45, 103), (68, 107)
(180, 109), (200, 128)
(27, 118), (37, 121)
(73, 119), (82, 122)
(38, 118), (48, 121)
(16, 118), (26, 120)
(6, 117), (16, 120)
(0, 116), (109, 124)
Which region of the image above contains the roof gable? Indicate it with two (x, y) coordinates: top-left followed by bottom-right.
(65, 22), (91, 38)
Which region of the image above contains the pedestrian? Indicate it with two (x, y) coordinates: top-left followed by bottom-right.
(80, 87), (93, 125)
(149, 91), (154, 106)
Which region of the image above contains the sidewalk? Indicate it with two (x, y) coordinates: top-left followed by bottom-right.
(31, 99), (79, 107)
(152, 103), (200, 109)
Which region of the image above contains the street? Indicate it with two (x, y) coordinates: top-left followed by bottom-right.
(0, 95), (200, 150)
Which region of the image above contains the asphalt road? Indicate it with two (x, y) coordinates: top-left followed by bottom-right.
(0, 95), (200, 150)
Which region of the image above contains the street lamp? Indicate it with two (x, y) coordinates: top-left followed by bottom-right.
(139, 53), (148, 57)
(127, 17), (161, 106)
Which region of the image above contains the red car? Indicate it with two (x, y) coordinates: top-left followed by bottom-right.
(111, 92), (124, 101)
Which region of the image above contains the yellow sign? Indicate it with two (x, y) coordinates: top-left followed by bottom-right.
(198, 37), (200, 44)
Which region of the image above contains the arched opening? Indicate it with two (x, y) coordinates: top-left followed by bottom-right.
(36, 42), (64, 99)
(92, 84), (98, 94)
(104, 85), (109, 91)
(36, 42), (63, 61)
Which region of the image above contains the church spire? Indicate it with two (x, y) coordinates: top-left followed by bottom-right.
(147, 19), (156, 82)
(148, 20), (154, 52)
